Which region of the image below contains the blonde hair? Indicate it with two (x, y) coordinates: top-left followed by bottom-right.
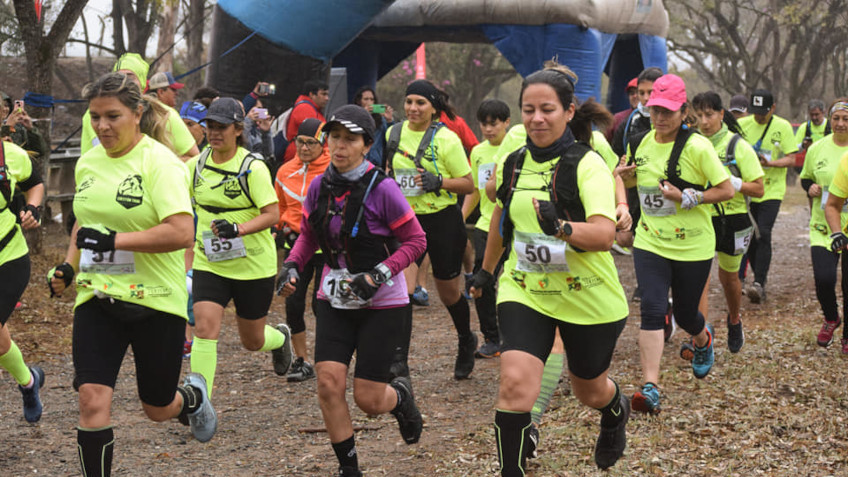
(140, 95), (173, 151)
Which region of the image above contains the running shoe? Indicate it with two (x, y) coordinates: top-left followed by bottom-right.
(746, 281), (765, 304)
(389, 376), (422, 444)
(663, 299), (676, 343)
(631, 383), (660, 415)
(692, 324), (715, 379)
(19, 366), (44, 423)
(595, 395), (630, 470)
(286, 357), (316, 382)
(411, 285), (430, 306)
(842, 338), (848, 355)
(727, 315), (744, 353)
(525, 423), (539, 460)
(817, 319), (841, 347)
(183, 373), (217, 442)
(271, 323), (294, 376)
(454, 333), (478, 379)
(338, 467), (362, 477)
(182, 339), (193, 359)
(680, 340), (695, 362)
(475, 340), (501, 359)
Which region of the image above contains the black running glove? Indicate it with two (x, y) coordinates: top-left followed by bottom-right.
(536, 200), (560, 236)
(349, 272), (381, 301)
(76, 227), (116, 252)
(831, 232), (848, 252)
(467, 269), (495, 292)
(212, 219), (240, 239)
(275, 262), (300, 295)
(47, 262), (75, 298)
(24, 204), (40, 223)
(419, 170), (443, 193)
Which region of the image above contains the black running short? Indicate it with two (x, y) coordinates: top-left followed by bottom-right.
(313, 299), (404, 383)
(73, 298), (185, 407)
(192, 270), (275, 320)
(498, 301), (626, 380)
(415, 205), (467, 280)
(0, 254), (29, 325)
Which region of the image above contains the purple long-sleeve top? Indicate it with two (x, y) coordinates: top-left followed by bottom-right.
(286, 165), (426, 308)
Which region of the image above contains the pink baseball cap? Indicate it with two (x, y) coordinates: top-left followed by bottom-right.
(646, 74), (687, 111)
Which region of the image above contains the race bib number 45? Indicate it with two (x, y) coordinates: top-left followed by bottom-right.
(394, 168), (424, 197)
(638, 185), (677, 217)
(513, 230), (569, 273)
(202, 230), (247, 262)
(80, 249), (135, 275)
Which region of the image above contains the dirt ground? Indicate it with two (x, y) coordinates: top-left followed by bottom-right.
(1, 185), (848, 477)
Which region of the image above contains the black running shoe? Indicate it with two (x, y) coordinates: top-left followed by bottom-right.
(525, 424), (539, 460)
(595, 395), (630, 470)
(454, 334), (478, 380)
(727, 315), (744, 353)
(390, 377), (422, 444)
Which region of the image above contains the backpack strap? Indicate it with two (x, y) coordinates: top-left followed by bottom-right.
(0, 142), (10, 209)
(384, 121), (403, 174)
(664, 127), (703, 191)
(805, 120), (812, 139)
(626, 129), (650, 166)
(724, 134), (743, 178)
(193, 149), (259, 213)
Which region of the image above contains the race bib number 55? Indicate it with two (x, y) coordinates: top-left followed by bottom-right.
(202, 230), (247, 262)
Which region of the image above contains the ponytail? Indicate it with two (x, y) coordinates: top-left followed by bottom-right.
(570, 98), (612, 143)
(140, 95), (174, 152)
(723, 109), (743, 135)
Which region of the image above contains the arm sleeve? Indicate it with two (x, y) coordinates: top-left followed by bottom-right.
(801, 178), (813, 192)
(382, 217), (426, 276)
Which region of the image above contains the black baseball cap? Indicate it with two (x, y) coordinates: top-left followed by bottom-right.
(205, 97), (244, 125)
(749, 89), (774, 115)
(321, 105), (376, 142)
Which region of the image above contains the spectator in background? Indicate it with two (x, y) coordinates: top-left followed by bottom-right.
(353, 86), (394, 168)
(1, 94), (49, 163)
(728, 94), (749, 120)
(606, 78), (638, 141)
(179, 101), (208, 150)
(283, 80), (329, 163)
(193, 86), (220, 109)
(148, 72), (184, 108)
(245, 99), (275, 167)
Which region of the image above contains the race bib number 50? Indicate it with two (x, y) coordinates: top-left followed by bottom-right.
(513, 230), (569, 273)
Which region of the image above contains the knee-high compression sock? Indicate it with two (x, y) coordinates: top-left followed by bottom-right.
(78, 426), (114, 477)
(391, 303), (413, 379)
(258, 324), (285, 352)
(331, 434), (359, 470)
(446, 297), (471, 338)
(0, 340), (32, 386)
(531, 352), (563, 425)
(190, 337), (218, 398)
(495, 410), (532, 477)
(598, 380), (625, 427)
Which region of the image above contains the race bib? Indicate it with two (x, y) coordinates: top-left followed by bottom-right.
(79, 249), (135, 275)
(202, 230), (247, 262)
(638, 185), (677, 217)
(820, 188), (848, 212)
(477, 163), (495, 189)
(513, 230), (569, 273)
(394, 168), (424, 197)
(321, 268), (369, 309)
(733, 226), (754, 255)
(759, 149), (772, 162)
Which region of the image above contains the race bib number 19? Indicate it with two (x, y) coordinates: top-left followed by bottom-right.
(321, 268), (369, 309)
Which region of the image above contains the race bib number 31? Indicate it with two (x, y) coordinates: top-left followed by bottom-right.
(394, 168), (424, 197)
(80, 249), (135, 275)
(513, 230), (569, 273)
(202, 230), (247, 262)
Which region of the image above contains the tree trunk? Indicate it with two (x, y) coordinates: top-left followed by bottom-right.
(184, 0), (206, 93)
(154, 0), (179, 72)
(112, 0), (125, 56)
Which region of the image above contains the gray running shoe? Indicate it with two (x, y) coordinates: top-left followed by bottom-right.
(272, 323), (294, 376)
(184, 373), (217, 442)
(746, 282), (765, 304)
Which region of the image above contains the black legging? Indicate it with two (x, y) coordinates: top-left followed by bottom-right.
(633, 248), (711, 336)
(811, 245), (848, 337)
(285, 253), (322, 334)
(747, 199), (781, 286)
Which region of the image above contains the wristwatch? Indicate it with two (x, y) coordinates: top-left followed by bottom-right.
(557, 220), (573, 238)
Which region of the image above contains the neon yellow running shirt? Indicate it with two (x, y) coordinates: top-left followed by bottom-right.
(0, 142), (34, 265)
(706, 126), (764, 216)
(470, 140), (499, 232)
(738, 114), (798, 203)
(800, 136), (848, 248)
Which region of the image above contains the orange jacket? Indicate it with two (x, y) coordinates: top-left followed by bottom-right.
(275, 147), (331, 233)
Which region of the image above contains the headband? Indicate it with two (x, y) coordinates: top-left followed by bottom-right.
(831, 102), (848, 116)
(406, 80), (441, 107)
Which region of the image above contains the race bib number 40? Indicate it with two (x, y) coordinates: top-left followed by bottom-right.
(394, 168), (424, 197)
(321, 268), (369, 309)
(638, 185), (677, 217)
(80, 249), (135, 275)
(202, 230), (247, 262)
(513, 230), (569, 273)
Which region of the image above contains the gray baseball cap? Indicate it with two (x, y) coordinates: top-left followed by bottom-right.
(205, 97), (244, 124)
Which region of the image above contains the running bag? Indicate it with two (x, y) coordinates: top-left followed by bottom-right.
(192, 148), (263, 213)
(496, 141), (593, 253)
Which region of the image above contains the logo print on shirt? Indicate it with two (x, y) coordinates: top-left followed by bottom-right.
(77, 177), (95, 193)
(116, 174), (143, 209)
(224, 180), (242, 200)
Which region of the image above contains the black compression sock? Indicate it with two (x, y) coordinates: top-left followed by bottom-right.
(331, 434), (359, 470)
(446, 296), (471, 338)
(494, 410), (531, 477)
(78, 426), (114, 477)
(177, 384), (203, 418)
(598, 380), (624, 427)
